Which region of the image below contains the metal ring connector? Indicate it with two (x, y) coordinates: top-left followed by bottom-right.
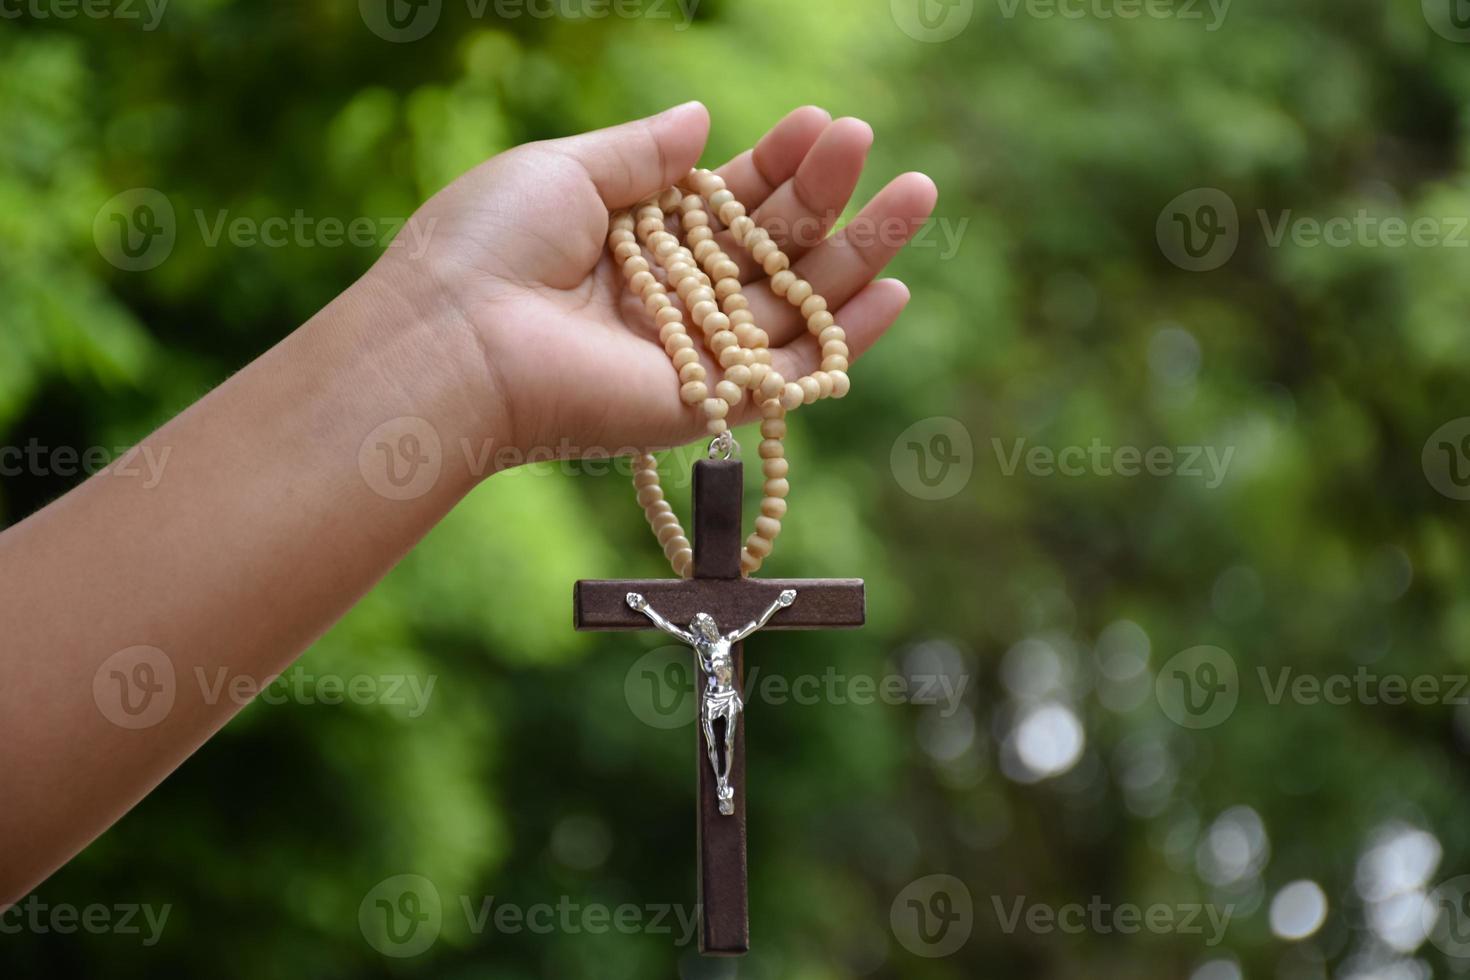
(707, 431), (737, 460)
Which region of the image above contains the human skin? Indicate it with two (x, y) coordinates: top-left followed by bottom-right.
(0, 101), (937, 903)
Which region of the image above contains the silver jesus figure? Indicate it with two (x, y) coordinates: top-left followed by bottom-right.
(626, 588), (797, 815)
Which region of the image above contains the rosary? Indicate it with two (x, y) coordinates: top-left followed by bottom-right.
(573, 167), (867, 954)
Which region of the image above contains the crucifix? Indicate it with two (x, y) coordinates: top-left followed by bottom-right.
(573, 457), (865, 955)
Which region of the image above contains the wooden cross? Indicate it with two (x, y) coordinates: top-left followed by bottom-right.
(573, 457), (865, 955)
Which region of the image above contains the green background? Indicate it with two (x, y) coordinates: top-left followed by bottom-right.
(4, 0), (1470, 976)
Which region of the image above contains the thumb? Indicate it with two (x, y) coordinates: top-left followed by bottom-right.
(556, 101), (711, 210)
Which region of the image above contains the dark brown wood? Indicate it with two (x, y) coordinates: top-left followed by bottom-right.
(573, 579), (866, 631)
(572, 457), (865, 957)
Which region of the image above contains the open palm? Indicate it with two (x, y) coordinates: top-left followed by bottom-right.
(382, 102), (938, 458)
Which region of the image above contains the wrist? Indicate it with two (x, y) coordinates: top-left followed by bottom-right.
(328, 256), (515, 495)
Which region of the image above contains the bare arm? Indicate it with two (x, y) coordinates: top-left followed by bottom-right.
(626, 593), (695, 645)
(726, 589), (797, 643)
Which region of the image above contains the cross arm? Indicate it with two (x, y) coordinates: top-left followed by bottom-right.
(573, 579), (865, 631)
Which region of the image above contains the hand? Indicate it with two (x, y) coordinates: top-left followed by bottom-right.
(371, 102), (937, 466)
(626, 592), (647, 611)
(777, 589), (796, 607)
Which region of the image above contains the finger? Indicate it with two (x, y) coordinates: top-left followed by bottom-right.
(791, 172), (938, 312)
(713, 105), (831, 211)
(557, 101), (711, 210)
(750, 117), (873, 264)
(769, 278), (911, 385)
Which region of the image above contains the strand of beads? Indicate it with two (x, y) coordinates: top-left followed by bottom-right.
(608, 167), (851, 578)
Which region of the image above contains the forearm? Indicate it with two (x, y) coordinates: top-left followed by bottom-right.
(0, 262), (500, 901)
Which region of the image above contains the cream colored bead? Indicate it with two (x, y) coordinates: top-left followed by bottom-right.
(715, 380), (744, 406)
(725, 364), (752, 388)
(645, 293), (671, 316)
(686, 285), (715, 308)
(653, 237), (679, 259)
(751, 239), (777, 264)
(822, 355), (849, 373)
(813, 371), (834, 399)
(760, 496), (787, 519)
(729, 308), (755, 327)
(668, 543), (693, 566)
(759, 371), (786, 400)
(678, 193), (703, 214)
(763, 456), (790, 480)
(760, 418), (786, 439)
(710, 330), (738, 352)
(800, 294), (827, 319)
(692, 301), (719, 326)
(752, 347), (773, 365)
(822, 340), (850, 360)
(658, 321), (685, 345)
(703, 398), (729, 420)
(711, 258), (740, 281)
(664, 333), (694, 356)
(770, 271), (796, 298)
(630, 270), (656, 294)
(715, 278), (742, 301)
(764, 477), (790, 498)
(686, 225), (714, 246)
(733, 324), (763, 347)
(680, 381), (708, 404)
(612, 211), (635, 230)
(672, 346), (700, 369)
(740, 550), (762, 575)
(745, 534), (773, 559)
(655, 305), (684, 328)
(709, 189), (735, 210)
(658, 186), (683, 210)
(809, 311), (836, 334)
(829, 370), (851, 398)
(705, 417), (728, 435)
(719, 199), (746, 223)
(779, 383), (804, 410)
(785, 279), (813, 307)
(748, 363), (770, 389)
(703, 311), (730, 335)
(759, 438), (784, 459)
(636, 485), (662, 507)
(682, 210), (710, 229)
(636, 217), (663, 238)
(798, 376), (821, 404)
(633, 467), (659, 488)
(693, 239), (720, 263)
(760, 398), (785, 420)
(614, 240), (641, 262)
(679, 362), (706, 384)
(655, 522), (683, 547)
(762, 249), (790, 276)
(691, 170), (724, 196)
(719, 347), (751, 369)
(755, 515), (781, 540)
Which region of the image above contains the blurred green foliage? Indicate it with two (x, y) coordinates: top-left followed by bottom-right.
(5, 0), (1470, 977)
